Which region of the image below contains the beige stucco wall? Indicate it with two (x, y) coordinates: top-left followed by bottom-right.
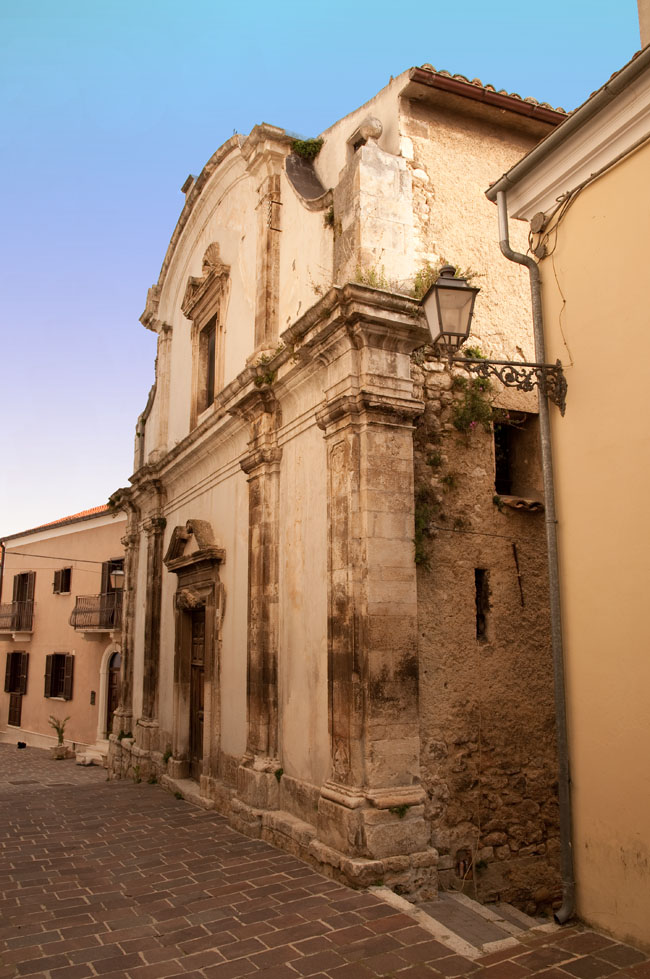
(0, 513), (126, 749)
(277, 387), (329, 789)
(539, 142), (650, 947)
(154, 424), (250, 761)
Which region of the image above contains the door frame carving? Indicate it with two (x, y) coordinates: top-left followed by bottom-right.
(163, 521), (225, 781)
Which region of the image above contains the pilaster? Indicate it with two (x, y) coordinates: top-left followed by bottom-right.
(231, 387), (283, 821)
(137, 512), (167, 751)
(241, 125), (293, 355)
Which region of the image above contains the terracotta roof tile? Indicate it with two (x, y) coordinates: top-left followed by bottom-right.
(2, 504), (114, 542)
(420, 64), (568, 115)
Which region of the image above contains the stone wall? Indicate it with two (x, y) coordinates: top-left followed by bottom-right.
(412, 352), (561, 915)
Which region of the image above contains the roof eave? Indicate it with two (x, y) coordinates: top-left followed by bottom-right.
(486, 45), (650, 203)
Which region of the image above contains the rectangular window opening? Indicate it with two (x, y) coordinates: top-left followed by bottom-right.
(205, 319), (216, 408)
(494, 413), (543, 501)
(53, 568), (72, 594)
(475, 568), (490, 641)
(45, 653), (74, 700)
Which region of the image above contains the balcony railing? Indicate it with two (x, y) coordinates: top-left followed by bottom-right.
(70, 592), (122, 631)
(0, 601), (34, 632)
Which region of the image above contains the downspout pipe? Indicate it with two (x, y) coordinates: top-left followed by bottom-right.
(496, 190), (575, 925)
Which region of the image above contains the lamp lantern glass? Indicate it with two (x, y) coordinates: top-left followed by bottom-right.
(109, 568), (125, 590)
(421, 265), (479, 354)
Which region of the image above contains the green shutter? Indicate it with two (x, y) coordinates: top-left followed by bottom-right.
(4, 653), (12, 693)
(44, 654), (53, 697)
(63, 656), (74, 701)
(26, 572), (35, 601)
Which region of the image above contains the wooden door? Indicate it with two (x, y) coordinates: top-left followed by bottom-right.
(106, 651), (121, 737)
(189, 609), (205, 780)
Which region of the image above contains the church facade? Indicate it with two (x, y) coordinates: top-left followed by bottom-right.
(109, 66), (565, 911)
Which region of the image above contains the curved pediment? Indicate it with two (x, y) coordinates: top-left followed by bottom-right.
(164, 519), (225, 573)
(181, 243), (231, 321)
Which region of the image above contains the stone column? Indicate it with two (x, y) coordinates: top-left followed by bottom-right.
(231, 388), (283, 826)
(137, 513), (166, 753)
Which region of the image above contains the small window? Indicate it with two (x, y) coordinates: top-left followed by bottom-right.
(53, 568), (72, 594)
(4, 651), (28, 695)
(44, 653), (74, 700)
(475, 569), (490, 641)
(494, 413), (542, 500)
(195, 313), (220, 418)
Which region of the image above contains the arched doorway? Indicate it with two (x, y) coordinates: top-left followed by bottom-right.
(106, 651), (122, 738)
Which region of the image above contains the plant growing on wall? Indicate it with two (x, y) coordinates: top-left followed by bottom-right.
(291, 138), (324, 160)
(411, 261), (481, 300)
(451, 375), (494, 434)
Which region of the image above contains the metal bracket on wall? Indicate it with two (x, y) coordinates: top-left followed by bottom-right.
(452, 356), (567, 415)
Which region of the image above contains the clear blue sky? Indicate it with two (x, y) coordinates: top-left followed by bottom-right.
(0, 0), (641, 537)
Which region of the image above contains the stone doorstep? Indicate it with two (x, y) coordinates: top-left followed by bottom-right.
(371, 886), (560, 961)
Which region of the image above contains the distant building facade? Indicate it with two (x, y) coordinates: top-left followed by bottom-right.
(486, 47), (650, 947)
(1, 506), (126, 763)
(109, 66), (566, 909)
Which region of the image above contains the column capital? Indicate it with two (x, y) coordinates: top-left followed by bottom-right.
(143, 515), (166, 537)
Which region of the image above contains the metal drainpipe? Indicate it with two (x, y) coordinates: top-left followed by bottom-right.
(496, 190), (575, 924)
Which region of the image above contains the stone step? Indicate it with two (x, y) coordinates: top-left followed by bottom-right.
(372, 886), (558, 960)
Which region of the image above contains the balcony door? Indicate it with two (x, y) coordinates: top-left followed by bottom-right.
(189, 609), (205, 780)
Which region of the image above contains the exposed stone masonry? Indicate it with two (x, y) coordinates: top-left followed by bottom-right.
(412, 352), (560, 914)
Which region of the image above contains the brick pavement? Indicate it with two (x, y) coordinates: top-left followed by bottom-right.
(0, 745), (648, 979)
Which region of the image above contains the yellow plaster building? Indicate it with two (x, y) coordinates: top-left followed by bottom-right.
(487, 46), (650, 948)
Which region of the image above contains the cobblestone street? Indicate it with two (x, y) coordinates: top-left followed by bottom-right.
(1, 745), (648, 979)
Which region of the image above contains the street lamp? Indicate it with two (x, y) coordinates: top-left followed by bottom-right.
(421, 266), (567, 414)
(109, 567), (125, 590)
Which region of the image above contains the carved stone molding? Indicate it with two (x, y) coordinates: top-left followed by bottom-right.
(143, 515), (167, 538)
(141, 284), (161, 332)
(240, 446), (283, 476)
(181, 243), (231, 322)
(164, 520), (226, 574)
(316, 391), (424, 433)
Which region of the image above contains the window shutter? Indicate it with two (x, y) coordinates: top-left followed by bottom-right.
(44, 654), (53, 697)
(8, 693), (22, 727)
(19, 653), (28, 695)
(12, 575), (20, 602)
(4, 653), (12, 694)
(63, 656), (74, 701)
(26, 572), (35, 601)
(100, 562), (110, 595)
(53, 570), (61, 593)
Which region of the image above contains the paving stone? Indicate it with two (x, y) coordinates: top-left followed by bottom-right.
(561, 956), (621, 978)
(596, 947), (649, 968)
(1, 746), (649, 979)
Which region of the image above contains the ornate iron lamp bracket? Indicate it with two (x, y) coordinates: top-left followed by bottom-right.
(452, 357), (567, 416)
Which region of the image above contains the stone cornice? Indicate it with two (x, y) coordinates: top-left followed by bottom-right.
(240, 446), (283, 475)
(127, 285), (427, 490)
(281, 283), (429, 357)
(241, 124), (294, 182)
(316, 391), (424, 432)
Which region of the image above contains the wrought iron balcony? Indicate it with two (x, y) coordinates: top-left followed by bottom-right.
(70, 592), (122, 632)
(0, 601), (34, 633)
